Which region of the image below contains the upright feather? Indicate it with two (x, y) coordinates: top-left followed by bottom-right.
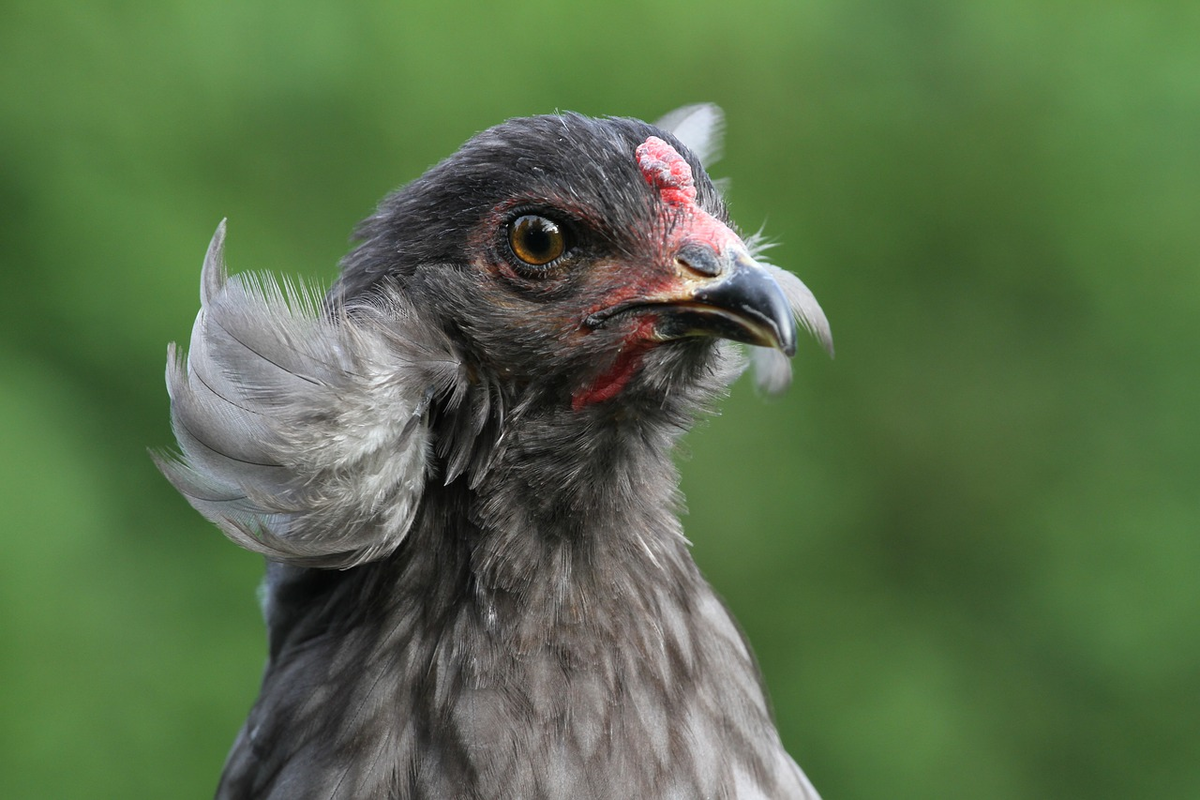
(156, 220), (463, 568)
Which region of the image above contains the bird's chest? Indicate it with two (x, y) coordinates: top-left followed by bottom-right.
(238, 568), (792, 798)
(388, 596), (785, 797)
(450, 662), (713, 795)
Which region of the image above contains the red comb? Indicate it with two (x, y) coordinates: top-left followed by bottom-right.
(636, 136), (697, 207)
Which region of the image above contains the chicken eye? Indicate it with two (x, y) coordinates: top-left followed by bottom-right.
(508, 215), (566, 267)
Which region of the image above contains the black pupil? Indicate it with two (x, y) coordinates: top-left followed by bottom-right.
(511, 215), (563, 265)
(523, 221), (553, 257)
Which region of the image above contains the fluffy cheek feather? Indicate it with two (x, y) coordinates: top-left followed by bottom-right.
(156, 222), (460, 569)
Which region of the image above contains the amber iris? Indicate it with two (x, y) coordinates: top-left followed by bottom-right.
(508, 215), (566, 266)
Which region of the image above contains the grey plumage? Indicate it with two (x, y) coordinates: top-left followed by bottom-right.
(159, 106), (828, 799)
(155, 221), (459, 568)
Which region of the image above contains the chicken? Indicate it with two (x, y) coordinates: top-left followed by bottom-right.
(158, 105), (832, 799)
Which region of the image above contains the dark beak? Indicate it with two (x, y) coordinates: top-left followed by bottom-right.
(591, 243), (798, 355)
(662, 245), (799, 355)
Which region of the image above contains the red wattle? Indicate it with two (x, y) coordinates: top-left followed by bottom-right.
(572, 319), (657, 410)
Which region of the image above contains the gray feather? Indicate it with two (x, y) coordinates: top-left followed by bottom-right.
(655, 103), (725, 167)
(744, 262), (833, 394)
(164, 110), (826, 800)
(156, 221), (462, 568)
(767, 263), (834, 357)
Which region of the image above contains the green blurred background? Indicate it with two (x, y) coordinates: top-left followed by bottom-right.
(2, 1), (1197, 797)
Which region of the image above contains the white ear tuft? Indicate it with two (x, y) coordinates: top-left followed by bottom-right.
(764, 263), (834, 359)
(655, 104), (725, 168)
(750, 264), (834, 393)
(750, 347), (795, 395)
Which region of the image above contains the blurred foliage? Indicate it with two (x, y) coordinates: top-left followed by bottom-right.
(2, 1), (1197, 797)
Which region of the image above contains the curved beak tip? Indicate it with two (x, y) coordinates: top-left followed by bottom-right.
(689, 252), (801, 355)
(597, 246), (830, 361)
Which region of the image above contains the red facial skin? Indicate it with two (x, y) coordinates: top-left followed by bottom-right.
(469, 137), (745, 411)
(570, 317), (658, 410)
(635, 136), (742, 258)
(571, 137), (745, 410)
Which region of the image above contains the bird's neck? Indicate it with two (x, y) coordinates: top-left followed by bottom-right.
(429, 391), (703, 630)
(257, 385), (790, 796)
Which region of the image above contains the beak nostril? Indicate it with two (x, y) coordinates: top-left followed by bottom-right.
(674, 255), (701, 279)
(674, 244), (722, 278)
